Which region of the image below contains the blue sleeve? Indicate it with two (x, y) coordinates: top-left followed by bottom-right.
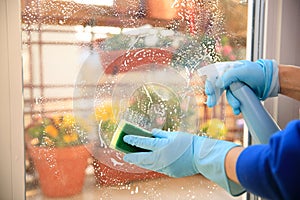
(236, 120), (300, 200)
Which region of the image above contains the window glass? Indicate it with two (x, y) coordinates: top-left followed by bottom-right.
(23, 0), (248, 199)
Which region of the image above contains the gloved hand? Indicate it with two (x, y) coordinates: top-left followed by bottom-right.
(205, 59), (279, 115)
(123, 129), (245, 196)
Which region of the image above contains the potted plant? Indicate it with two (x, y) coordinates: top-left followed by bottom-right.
(26, 115), (91, 197)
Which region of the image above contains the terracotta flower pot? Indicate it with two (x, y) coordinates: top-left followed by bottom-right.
(27, 145), (90, 197)
(147, 0), (179, 20)
(113, 0), (141, 15)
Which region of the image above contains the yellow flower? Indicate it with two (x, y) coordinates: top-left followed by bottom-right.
(28, 115), (87, 147)
(45, 125), (59, 138)
(200, 118), (227, 139)
(53, 115), (62, 126)
(61, 114), (76, 127)
(63, 132), (79, 143)
(95, 103), (116, 122)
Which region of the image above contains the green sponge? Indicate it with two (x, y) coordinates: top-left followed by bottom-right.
(110, 120), (153, 153)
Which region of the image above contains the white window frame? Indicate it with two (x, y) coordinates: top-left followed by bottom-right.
(0, 0), (25, 199)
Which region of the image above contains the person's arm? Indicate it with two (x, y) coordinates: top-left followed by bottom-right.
(225, 120), (300, 199)
(225, 146), (243, 184)
(278, 64), (300, 101)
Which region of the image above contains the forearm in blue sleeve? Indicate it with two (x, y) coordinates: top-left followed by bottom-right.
(236, 120), (300, 200)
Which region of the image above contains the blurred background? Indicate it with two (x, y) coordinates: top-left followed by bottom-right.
(21, 0), (248, 199)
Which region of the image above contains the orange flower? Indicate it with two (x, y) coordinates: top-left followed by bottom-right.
(63, 132), (78, 143)
(45, 125), (59, 138)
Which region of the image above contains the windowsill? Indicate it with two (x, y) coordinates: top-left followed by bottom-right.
(26, 174), (242, 200)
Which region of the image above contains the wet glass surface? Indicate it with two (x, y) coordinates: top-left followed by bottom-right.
(22, 0), (248, 199)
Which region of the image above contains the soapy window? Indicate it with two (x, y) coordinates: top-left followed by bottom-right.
(23, 0), (247, 199)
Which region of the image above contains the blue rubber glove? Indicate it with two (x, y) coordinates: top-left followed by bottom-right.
(123, 129), (245, 196)
(205, 59), (279, 115)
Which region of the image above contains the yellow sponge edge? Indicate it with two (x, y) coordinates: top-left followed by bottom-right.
(109, 120), (153, 153)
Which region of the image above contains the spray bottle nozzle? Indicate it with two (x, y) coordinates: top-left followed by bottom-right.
(197, 61), (239, 106)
